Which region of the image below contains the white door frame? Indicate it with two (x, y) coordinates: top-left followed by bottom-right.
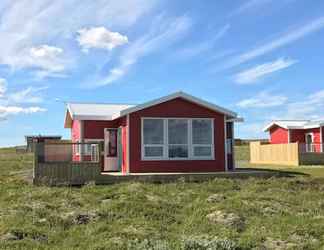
(104, 128), (120, 171)
(305, 132), (314, 152)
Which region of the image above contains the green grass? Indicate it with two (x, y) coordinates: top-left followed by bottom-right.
(1, 147), (324, 249)
(235, 145), (324, 178)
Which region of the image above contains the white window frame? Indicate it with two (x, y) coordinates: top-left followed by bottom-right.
(305, 132), (315, 153)
(141, 118), (166, 160)
(74, 140), (80, 155)
(141, 117), (214, 161)
(84, 139), (104, 156)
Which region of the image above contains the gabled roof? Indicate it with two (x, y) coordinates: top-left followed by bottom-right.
(120, 91), (238, 118)
(64, 91), (240, 128)
(263, 120), (324, 132)
(64, 103), (134, 128)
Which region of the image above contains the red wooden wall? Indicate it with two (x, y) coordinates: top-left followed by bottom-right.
(269, 126), (289, 144)
(129, 97), (226, 173)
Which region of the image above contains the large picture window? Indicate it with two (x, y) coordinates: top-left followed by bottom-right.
(142, 118), (214, 160)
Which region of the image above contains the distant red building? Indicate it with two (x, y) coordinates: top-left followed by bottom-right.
(264, 120), (324, 152)
(64, 92), (242, 174)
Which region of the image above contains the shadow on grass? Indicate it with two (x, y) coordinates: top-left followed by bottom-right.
(238, 167), (310, 178)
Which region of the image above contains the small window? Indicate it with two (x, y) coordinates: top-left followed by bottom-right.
(91, 144), (99, 162)
(193, 146), (212, 157)
(143, 119), (164, 144)
(168, 119), (188, 158)
(192, 119), (213, 158)
(143, 119), (164, 158)
(169, 145), (188, 158)
(144, 147), (164, 157)
(192, 119), (212, 144)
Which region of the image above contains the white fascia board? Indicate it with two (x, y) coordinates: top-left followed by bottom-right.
(64, 109), (73, 128)
(263, 122), (278, 132)
(227, 117), (244, 123)
(73, 115), (114, 121)
(120, 91), (238, 118)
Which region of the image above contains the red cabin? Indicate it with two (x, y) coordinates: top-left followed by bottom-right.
(64, 92), (242, 174)
(264, 120), (324, 152)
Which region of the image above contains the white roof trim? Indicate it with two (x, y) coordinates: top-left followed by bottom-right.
(120, 91), (237, 118)
(263, 120), (324, 132)
(65, 103), (135, 123)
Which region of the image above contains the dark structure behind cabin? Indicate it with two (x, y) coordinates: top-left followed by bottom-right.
(25, 135), (62, 152)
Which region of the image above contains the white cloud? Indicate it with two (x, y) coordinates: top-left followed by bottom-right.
(237, 91), (287, 108)
(0, 0), (158, 77)
(283, 90), (324, 119)
(234, 58), (297, 84)
(230, 0), (272, 16)
(0, 78), (7, 97)
(0, 78), (47, 120)
(91, 14), (192, 87)
(236, 122), (268, 139)
(224, 16), (324, 68)
(77, 27), (128, 52)
(0, 105), (46, 118)
(30, 45), (63, 58)
(8, 86), (47, 104)
(175, 24), (230, 59)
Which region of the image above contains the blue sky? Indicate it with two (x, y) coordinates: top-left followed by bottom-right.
(1, 0), (324, 146)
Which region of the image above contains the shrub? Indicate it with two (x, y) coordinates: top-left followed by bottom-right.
(182, 235), (238, 250)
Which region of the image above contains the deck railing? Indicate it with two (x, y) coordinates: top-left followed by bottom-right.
(33, 142), (103, 185)
(35, 142), (101, 163)
(299, 143), (324, 154)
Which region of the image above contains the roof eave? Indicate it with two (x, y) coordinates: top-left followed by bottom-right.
(120, 91), (238, 118)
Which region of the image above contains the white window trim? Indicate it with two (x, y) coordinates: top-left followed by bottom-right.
(141, 117), (215, 161)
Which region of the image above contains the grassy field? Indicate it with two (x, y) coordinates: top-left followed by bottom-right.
(235, 145), (324, 178)
(1, 147), (324, 249)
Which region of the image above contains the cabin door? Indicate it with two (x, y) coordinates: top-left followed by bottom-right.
(305, 133), (314, 152)
(104, 128), (121, 171)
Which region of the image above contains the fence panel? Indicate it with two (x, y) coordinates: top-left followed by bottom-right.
(250, 142), (299, 166)
(33, 142), (102, 185)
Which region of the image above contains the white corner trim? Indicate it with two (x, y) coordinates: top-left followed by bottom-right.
(126, 114), (130, 174)
(231, 122), (235, 170)
(224, 116), (228, 172)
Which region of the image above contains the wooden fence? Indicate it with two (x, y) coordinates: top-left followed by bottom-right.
(33, 142), (102, 185)
(34, 162), (101, 185)
(250, 141), (324, 166)
(250, 141), (300, 166)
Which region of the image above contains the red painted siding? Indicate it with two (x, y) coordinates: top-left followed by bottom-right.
(280, 128), (322, 152)
(83, 120), (118, 139)
(129, 97), (226, 173)
(82, 117), (128, 171)
(71, 120), (81, 161)
(269, 126), (289, 144)
(290, 129), (305, 143)
(71, 120), (81, 142)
